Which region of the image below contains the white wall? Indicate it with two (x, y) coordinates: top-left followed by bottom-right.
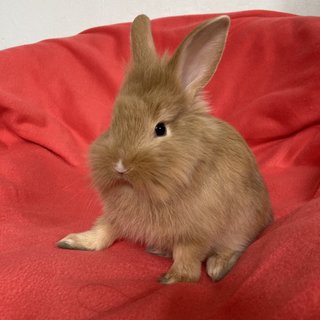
(1, 0), (320, 50)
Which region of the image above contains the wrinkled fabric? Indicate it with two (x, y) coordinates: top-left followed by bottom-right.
(0, 10), (319, 320)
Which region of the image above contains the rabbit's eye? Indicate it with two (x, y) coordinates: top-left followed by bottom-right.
(154, 122), (167, 137)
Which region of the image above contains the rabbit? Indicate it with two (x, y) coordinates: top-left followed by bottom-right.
(57, 14), (273, 284)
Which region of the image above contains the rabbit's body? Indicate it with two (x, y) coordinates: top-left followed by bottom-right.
(58, 15), (273, 283)
(94, 116), (271, 255)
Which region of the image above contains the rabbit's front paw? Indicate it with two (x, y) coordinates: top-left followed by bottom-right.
(206, 250), (242, 281)
(159, 270), (199, 284)
(159, 262), (201, 284)
(57, 219), (116, 251)
(57, 231), (98, 251)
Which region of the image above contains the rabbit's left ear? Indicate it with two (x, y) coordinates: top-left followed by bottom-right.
(131, 14), (157, 65)
(170, 16), (230, 97)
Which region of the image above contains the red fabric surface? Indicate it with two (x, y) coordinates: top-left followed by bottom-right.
(1, 10), (319, 320)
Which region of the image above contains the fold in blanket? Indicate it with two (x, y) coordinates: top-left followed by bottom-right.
(0, 10), (319, 320)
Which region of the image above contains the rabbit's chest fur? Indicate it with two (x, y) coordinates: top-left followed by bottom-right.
(103, 185), (201, 250)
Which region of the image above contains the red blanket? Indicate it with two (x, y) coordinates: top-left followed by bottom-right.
(0, 10), (319, 320)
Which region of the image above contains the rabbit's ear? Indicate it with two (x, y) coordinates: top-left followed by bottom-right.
(131, 15), (156, 64)
(170, 16), (230, 96)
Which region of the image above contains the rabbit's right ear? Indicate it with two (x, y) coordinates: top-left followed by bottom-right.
(131, 15), (156, 65)
(170, 16), (230, 97)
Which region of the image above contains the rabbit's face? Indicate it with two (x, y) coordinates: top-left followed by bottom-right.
(90, 65), (207, 202)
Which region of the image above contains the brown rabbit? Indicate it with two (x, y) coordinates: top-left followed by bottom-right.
(57, 15), (273, 283)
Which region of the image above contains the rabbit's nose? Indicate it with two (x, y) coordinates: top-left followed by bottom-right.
(114, 159), (128, 174)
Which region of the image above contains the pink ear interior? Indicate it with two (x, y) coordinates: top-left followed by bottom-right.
(176, 16), (230, 93)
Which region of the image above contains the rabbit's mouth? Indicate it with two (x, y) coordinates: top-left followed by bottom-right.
(111, 176), (133, 189)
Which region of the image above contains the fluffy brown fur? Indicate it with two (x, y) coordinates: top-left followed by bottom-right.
(58, 15), (273, 283)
